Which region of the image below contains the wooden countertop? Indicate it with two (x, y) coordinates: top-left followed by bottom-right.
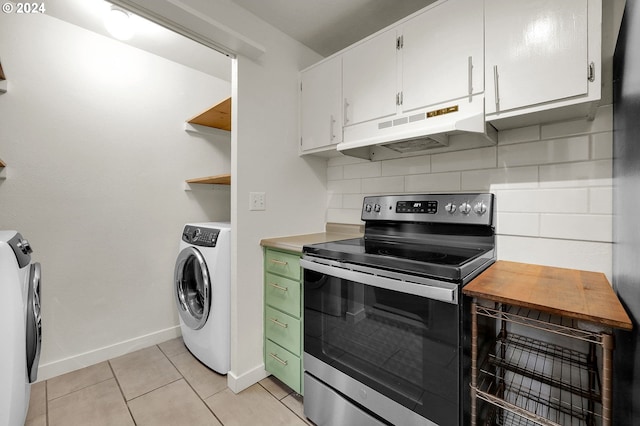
(463, 261), (633, 330)
(260, 223), (363, 253)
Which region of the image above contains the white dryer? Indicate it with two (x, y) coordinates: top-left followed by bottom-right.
(174, 222), (230, 374)
(0, 231), (42, 426)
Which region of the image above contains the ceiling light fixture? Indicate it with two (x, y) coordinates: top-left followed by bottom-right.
(104, 6), (135, 41)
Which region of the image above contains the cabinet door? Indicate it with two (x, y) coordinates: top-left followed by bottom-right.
(343, 28), (398, 126)
(485, 0), (589, 114)
(402, 0), (483, 112)
(300, 56), (342, 152)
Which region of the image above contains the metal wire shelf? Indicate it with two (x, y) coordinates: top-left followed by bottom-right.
(475, 332), (602, 426)
(475, 304), (607, 344)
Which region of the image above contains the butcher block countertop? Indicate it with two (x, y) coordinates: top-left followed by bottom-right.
(260, 223), (363, 253)
(464, 260), (633, 331)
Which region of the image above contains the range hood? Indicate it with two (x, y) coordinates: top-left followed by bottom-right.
(337, 95), (497, 161)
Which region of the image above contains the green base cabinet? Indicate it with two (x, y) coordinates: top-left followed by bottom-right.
(263, 248), (303, 394)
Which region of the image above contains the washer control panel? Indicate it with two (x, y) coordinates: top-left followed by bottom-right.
(362, 193), (494, 225)
(182, 225), (221, 247)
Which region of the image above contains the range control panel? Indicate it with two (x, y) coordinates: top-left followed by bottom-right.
(182, 225), (221, 247)
(362, 193), (494, 225)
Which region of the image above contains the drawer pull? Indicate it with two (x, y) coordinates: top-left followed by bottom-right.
(269, 282), (288, 292)
(269, 259), (288, 266)
(269, 352), (288, 366)
(269, 317), (288, 328)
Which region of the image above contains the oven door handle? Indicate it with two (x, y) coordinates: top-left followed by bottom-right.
(300, 258), (458, 304)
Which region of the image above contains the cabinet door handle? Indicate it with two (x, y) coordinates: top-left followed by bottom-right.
(269, 282), (288, 292)
(468, 56), (473, 101)
(269, 352), (288, 366)
(493, 65), (500, 111)
(344, 99), (350, 125)
(269, 259), (288, 266)
(269, 317), (289, 328)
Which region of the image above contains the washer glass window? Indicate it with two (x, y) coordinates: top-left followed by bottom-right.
(175, 247), (211, 330)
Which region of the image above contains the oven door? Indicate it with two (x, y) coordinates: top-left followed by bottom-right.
(301, 257), (461, 426)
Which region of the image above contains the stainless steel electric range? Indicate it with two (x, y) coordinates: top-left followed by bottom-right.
(301, 193), (496, 426)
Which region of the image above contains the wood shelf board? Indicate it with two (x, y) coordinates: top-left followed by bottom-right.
(0, 61), (5, 80)
(185, 174), (231, 185)
(0, 158), (6, 167)
(463, 261), (633, 330)
(187, 97), (231, 131)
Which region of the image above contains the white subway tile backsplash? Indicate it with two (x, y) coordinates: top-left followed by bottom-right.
(325, 106), (615, 274)
(462, 166), (539, 191)
(343, 162), (381, 179)
(591, 132), (613, 159)
(405, 172), (461, 193)
(343, 194), (366, 209)
(381, 155), (430, 176)
(362, 176), (405, 194)
(589, 187), (612, 214)
(431, 147), (496, 173)
(326, 208), (362, 225)
(496, 236), (612, 280)
(498, 137), (590, 167)
(497, 213), (539, 237)
(540, 214), (612, 242)
(328, 179), (361, 194)
(498, 125), (541, 145)
(539, 160), (612, 188)
(496, 188), (589, 213)
(541, 105), (613, 139)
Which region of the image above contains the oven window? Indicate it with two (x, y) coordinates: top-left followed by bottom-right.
(304, 269), (460, 425)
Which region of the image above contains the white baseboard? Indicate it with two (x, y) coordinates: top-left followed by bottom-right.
(37, 326), (182, 381)
(227, 363), (268, 394)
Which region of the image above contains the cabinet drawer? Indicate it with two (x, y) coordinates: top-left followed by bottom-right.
(265, 249), (300, 281)
(265, 273), (301, 317)
(265, 340), (301, 394)
(265, 306), (301, 356)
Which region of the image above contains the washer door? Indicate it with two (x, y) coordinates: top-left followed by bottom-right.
(174, 247), (211, 330)
(26, 262), (42, 383)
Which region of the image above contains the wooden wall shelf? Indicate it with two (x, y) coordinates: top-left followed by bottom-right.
(185, 173), (231, 185)
(0, 158), (6, 168)
(187, 97), (231, 131)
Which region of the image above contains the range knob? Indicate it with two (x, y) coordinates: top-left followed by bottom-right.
(445, 203), (457, 214)
(365, 204), (372, 213)
(374, 204), (381, 213)
(459, 202), (471, 215)
(474, 202), (487, 215)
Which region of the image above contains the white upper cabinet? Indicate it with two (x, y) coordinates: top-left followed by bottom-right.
(342, 28), (398, 127)
(300, 55), (343, 153)
(401, 0), (484, 113)
(485, 0), (601, 123)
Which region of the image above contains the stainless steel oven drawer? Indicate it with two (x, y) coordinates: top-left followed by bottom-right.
(304, 373), (387, 426)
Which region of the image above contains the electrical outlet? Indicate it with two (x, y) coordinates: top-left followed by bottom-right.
(249, 192), (266, 211)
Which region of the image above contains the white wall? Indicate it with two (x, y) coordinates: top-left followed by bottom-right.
(0, 13), (232, 379)
(327, 106), (614, 279)
(35, 0), (328, 392)
(173, 1), (328, 391)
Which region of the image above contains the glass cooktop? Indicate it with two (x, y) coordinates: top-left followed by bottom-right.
(303, 237), (495, 282)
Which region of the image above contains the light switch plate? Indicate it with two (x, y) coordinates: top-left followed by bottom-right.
(249, 192), (266, 210)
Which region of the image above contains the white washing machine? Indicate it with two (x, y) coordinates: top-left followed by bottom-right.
(0, 231), (42, 426)
(174, 222), (230, 374)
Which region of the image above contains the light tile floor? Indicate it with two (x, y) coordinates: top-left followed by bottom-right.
(25, 337), (312, 426)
